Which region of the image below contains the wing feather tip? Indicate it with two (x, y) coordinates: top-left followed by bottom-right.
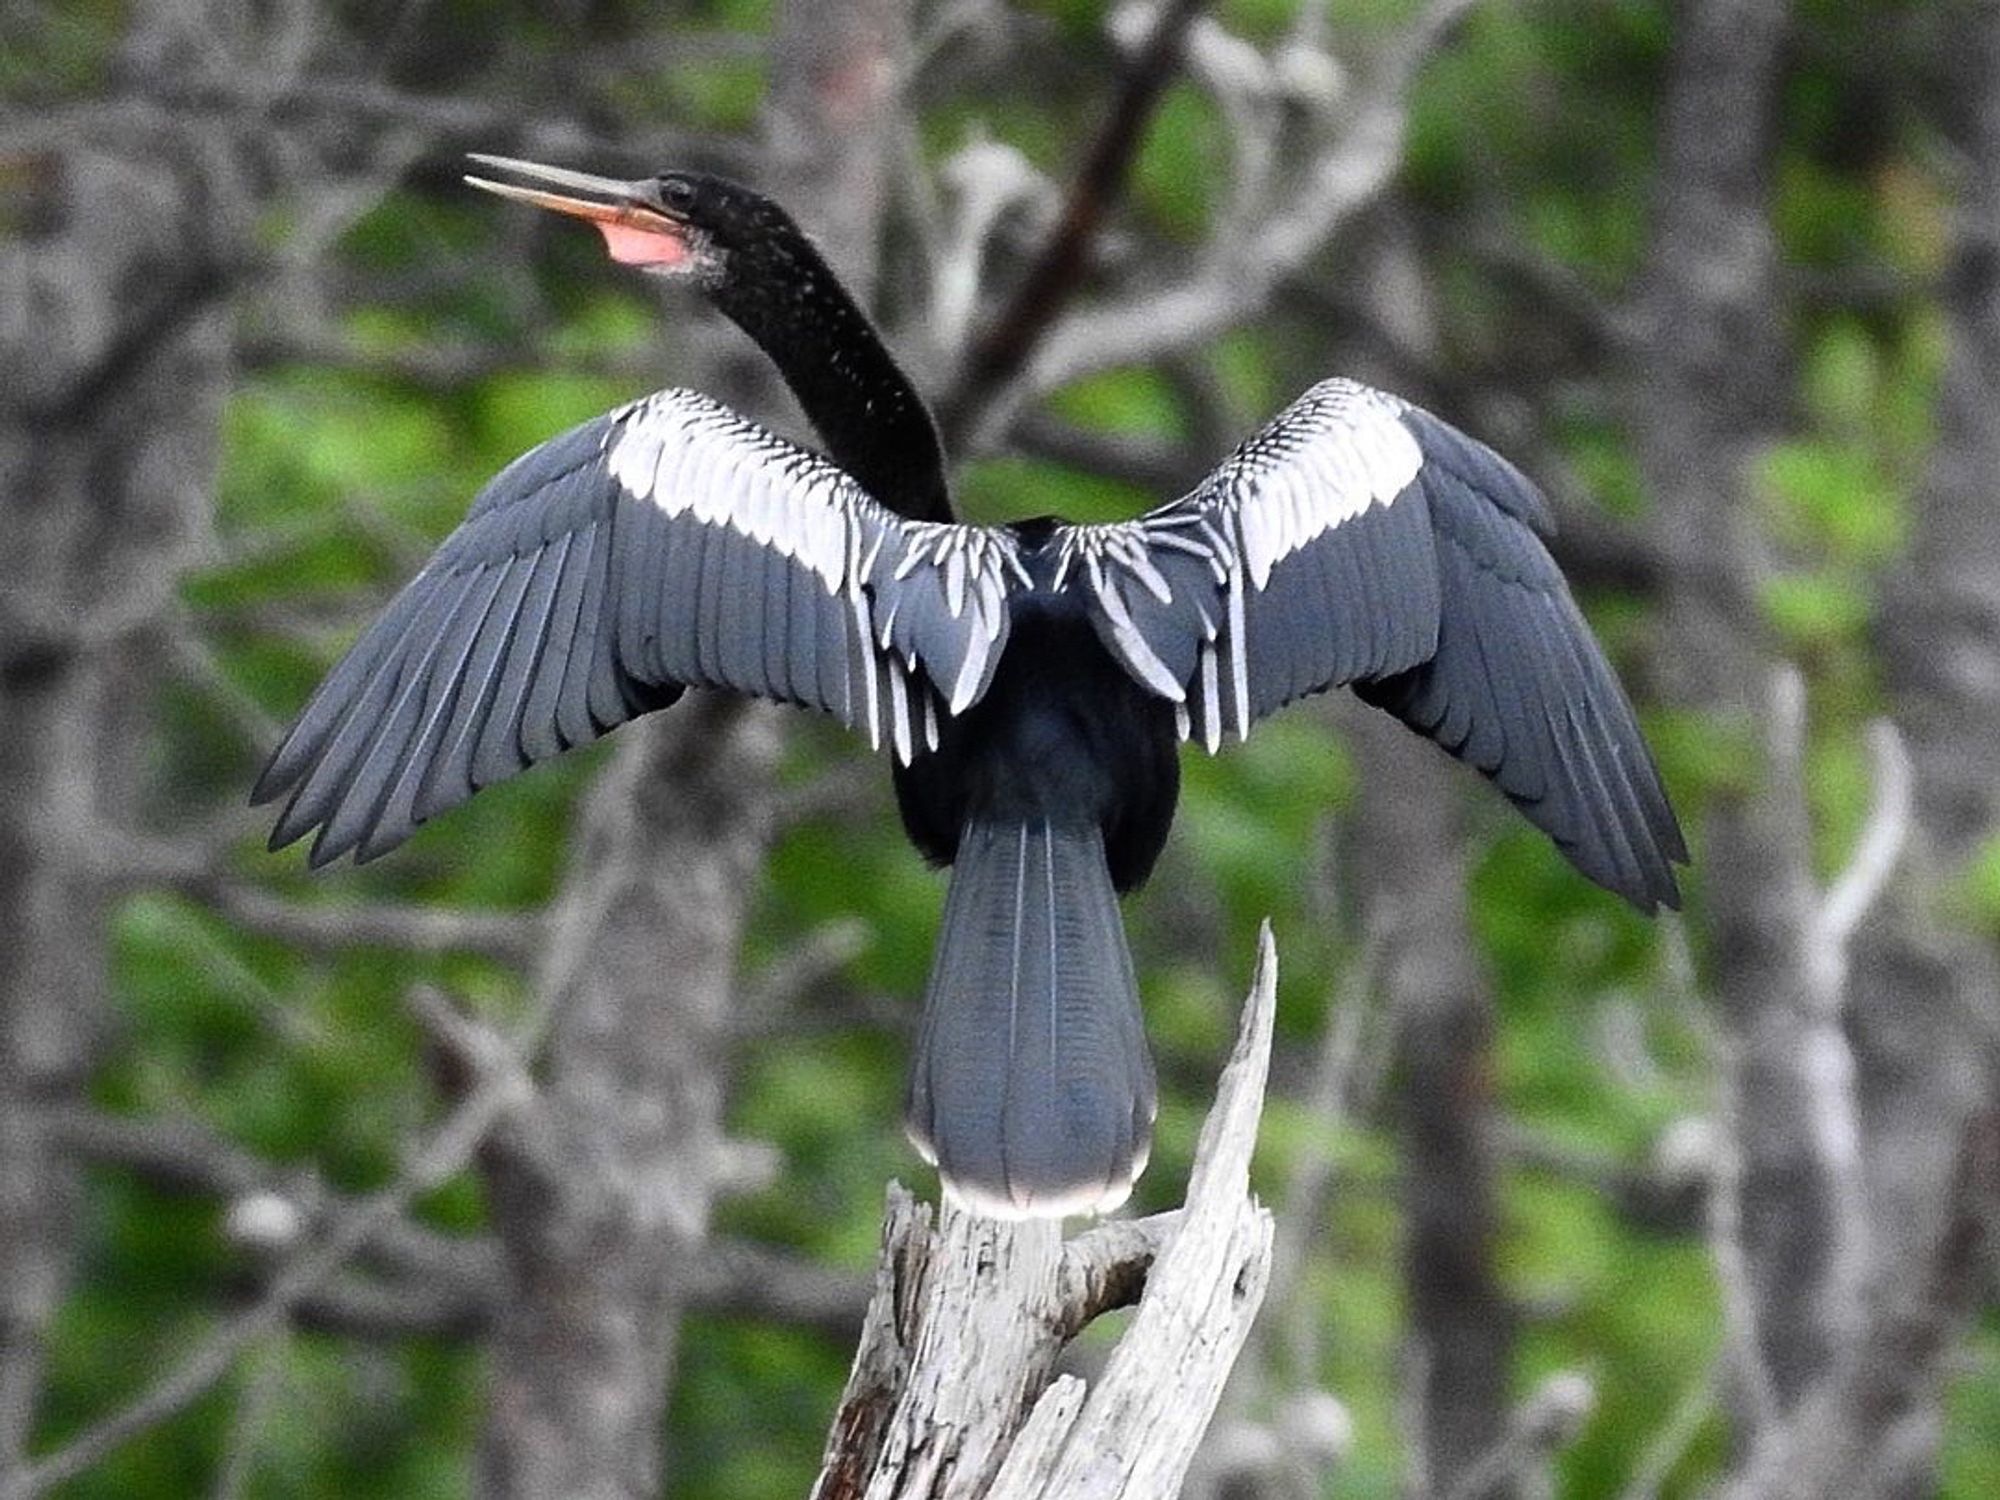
(248, 760), (295, 808)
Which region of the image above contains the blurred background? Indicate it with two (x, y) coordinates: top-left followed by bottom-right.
(4, 0), (1998, 1495)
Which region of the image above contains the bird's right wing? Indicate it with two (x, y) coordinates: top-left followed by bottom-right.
(1059, 379), (1684, 912)
(254, 389), (1024, 866)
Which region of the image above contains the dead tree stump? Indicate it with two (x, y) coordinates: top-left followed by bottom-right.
(813, 925), (1280, 1499)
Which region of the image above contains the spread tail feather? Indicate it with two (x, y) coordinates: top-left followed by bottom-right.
(905, 817), (1157, 1219)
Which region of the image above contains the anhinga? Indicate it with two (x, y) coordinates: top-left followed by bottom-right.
(256, 155), (1687, 1219)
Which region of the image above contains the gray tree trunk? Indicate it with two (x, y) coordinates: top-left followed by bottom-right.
(475, 696), (785, 1499)
(473, 3), (913, 1493)
(1851, 0), (2000, 1316)
(1627, 0), (1872, 1432)
(1344, 707), (1512, 1498)
(1632, 10), (1998, 1495)
(0, 39), (235, 1478)
(1722, 7), (2000, 1493)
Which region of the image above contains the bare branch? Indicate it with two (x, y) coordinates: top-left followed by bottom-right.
(293, 1232), (872, 1344)
(739, 919), (872, 1017)
(1706, 1032), (1781, 1433)
(938, 0), (1214, 447)
(1019, 0), (1481, 403)
(1055, 1212), (1179, 1334)
(17, 257), (243, 426)
(1181, 1390), (1353, 1499)
(926, 137), (1058, 357)
(290, 1275), (493, 1341)
(402, 983), (519, 1077)
(190, 880), (541, 965)
(1501, 1120), (1707, 1238)
(1765, 670), (1872, 1345)
(17, 1036), (530, 1495)
(53, 1102), (868, 1343)
(207, 1334), (285, 1500)
(0, 80), (711, 169)
(1817, 719), (1914, 960)
(47, 1107), (276, 1196)
(1261, 926), (1384, 1383)
(164, 621), (286, 748)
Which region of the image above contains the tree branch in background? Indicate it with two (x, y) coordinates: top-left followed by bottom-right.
(938, 0), (1212, 448)
(813, 926), (1278, 1499)
(1623, 0), (1859, 1450)
(1258, 926), (1388, 1381)
(1719, 3), (2000, 1485)
(1620, 8), (2000, 1491)
(187, 879), (542, 965)
(1441, 1372), (1596, 1500)
(1342, 702), (1514, 1499)
(45, 1103), (868, 1346)
(0, 25), (245, 1478)
(15, 988), (531, 1497)
(1499, 1122), (1708, 1239)
(473, 695), (785, 1498)
(0, 78), (719, 178)
(1016, 0), (1480, 404)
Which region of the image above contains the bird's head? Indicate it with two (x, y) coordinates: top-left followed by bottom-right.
(463, 154), (792, 288)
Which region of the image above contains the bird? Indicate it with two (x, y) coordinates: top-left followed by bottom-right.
(255, 154), (1687, 1220)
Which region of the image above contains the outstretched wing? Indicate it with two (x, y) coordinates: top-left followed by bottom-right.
(255, 389), (1023, 866)
(1060, 378), (1686, 912)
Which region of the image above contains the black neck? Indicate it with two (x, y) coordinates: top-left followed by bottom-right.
(711, 231), (952, 524)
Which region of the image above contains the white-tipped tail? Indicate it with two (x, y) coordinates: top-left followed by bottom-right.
(904, 817), (1157, 1219)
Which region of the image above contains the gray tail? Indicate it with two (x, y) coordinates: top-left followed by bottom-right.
(905, 817), (1157, 1219)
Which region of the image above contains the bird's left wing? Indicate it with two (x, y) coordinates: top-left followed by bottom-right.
(1059, 378), (1685, 911)
(1054, 380), (1447, 747)
(254, 388), (1023, 866)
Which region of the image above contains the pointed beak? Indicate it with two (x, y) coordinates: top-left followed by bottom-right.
(463, 153), (695, 269)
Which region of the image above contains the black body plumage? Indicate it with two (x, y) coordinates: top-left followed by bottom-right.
(257, 164), (1686, 1217)
(892, 543), (1181, 892)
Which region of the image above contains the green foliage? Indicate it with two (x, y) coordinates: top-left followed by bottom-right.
(1208, 328), (1286, 422)
(1404, 0), (1666, 285)
(1048, 365), (1190, 439)
(1958, 835), (2000, 933)
(1760, 444), (1904, 561)
(1134, 84), (1227, 241)
(1945, 1318), (2000, 1499)
(1557, 414), (1650, 518)
(0, 0), (123, 95)
(641, 56), (770, 131)
(1758, 568), (1873, 650)
(669, 1319), (850, 1496)
(955, 452), (1158, 524)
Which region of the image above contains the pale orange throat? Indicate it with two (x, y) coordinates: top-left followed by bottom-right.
(595, 222), (692, 267)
